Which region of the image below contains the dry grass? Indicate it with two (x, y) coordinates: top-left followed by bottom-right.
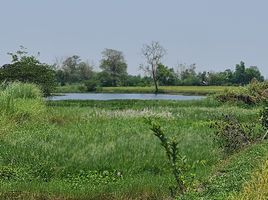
(231, 160), (268, 200)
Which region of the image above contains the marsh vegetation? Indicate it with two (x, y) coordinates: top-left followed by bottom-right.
(0, 83), (268, 199)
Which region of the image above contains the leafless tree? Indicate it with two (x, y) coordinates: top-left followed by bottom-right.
(141, 41), (166, 93)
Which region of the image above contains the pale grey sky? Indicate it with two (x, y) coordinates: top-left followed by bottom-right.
(0, 0), (267, 76)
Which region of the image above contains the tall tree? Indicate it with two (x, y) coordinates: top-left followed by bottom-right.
(233, 61), (246, 85)
(99, 49), (128, 87)
(141, 41), (166, 93)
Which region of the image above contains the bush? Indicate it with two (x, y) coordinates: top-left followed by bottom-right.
(212, 115), (263, 154)
(0, 49), (56, 96)
(84, 79), (99, 92)
(215, 80), (268, 105)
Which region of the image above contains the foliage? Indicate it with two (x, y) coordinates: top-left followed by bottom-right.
(230, 160), (268, 200)
(84, 78), (98, 92)
(233, 62), (264, 85)
(215, 80), (268, 105)
(157, 64), (177, 86)
(0, 47), (56, 96)
(99, 49), (128, 87)
(146, 119), (190, 197)
(260, 101), (268, 140)
(124, 75), (152, 86)
(212, 115), (263, 154)
(55, 55), (94, 85)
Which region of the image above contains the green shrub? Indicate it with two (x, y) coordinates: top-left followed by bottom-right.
(0, 49), (56, 96)
(212, 115), (263, 154)
(215, 80), (268, 105)
(84, 79), (98, 92)
(146, 119), (193, 198)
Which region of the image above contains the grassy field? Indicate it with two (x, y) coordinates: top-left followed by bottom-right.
(55, 85), (239, 95)
(1, 83), (268, 199)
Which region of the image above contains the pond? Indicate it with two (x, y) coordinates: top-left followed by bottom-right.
(48, 93), (205, 101)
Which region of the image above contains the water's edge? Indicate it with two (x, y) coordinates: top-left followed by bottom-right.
(48, 93), (205, 101)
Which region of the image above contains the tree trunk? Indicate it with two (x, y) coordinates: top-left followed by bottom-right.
(153, 77), (158, 94)
(152, 65), (158, 94)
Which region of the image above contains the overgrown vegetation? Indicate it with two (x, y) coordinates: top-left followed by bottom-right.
(212, 115), (263, 154)
(231, 160), (268, 200)
(215, 79), (268, 105)
(0, 82), (45, 120)
(0, 47), (56, 96)
(0, 83), (268, 199)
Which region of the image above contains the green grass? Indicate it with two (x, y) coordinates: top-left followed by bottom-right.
(55, 85), (238, 95)
(54, 84), (87, 93)
(98, 86), (238, 95)
(0, 83), (267, 199)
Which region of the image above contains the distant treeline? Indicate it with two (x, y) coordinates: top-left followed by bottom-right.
(0, 46), (265, 94)
(55, 51), (264, 91)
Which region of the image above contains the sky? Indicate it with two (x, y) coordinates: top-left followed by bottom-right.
(0, 0), (267, 76)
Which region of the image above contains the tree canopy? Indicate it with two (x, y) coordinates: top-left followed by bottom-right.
(0, 48), (56, 96)
(99, 49), (128, 87)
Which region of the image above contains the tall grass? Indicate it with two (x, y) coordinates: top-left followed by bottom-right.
(0, 82), (45, 120)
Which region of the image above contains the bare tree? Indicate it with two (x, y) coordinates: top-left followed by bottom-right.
(141, 41), (166, 93)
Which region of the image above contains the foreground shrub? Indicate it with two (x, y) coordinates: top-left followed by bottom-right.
(215, 80), (268, 105)
(212, 115), (263, 154)
(146, 119), (193, 198)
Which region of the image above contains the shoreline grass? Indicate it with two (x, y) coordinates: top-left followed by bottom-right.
(55, 85), (239, 95)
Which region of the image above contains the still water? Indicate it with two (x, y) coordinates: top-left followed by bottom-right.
(48, 93), (205, 101)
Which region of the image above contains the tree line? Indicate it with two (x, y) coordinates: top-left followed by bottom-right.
(0, 42), (265, 95)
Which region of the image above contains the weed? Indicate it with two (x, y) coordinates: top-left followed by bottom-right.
(212, 115), (261, 154)
(146, 118), (192, 197)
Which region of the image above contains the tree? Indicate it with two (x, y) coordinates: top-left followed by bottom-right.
(233, 61), (246, 85)
(157, 64), (177, 86)
(99, 49), (128, 87)
(232, 62), (264, 85)
(55, 55), (94, 85)
(141, 41), (166, 93)
(0, 47), (56, 96)
(245, 66), (264, 83)
(177, 64), (200, 85)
